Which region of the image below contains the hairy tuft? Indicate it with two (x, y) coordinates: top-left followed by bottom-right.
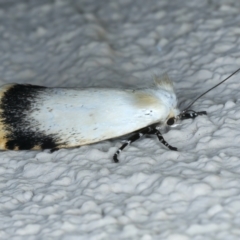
(154, 74), (174, 92)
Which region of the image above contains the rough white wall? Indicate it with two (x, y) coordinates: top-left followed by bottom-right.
(0, 0), (240, 239)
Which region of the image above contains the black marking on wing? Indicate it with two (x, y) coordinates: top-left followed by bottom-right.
(0, 84), (61, 150)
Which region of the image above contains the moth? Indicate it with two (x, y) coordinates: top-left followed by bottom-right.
(0, 68), (239, 162)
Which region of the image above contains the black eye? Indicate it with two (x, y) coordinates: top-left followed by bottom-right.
(167, 117), (175, 126)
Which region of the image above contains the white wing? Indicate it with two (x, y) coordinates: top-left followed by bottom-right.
(0, 83), (179, 149)
(30, 88), (174, 147)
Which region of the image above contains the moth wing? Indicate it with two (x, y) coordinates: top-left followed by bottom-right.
(28, 88), (168, 148)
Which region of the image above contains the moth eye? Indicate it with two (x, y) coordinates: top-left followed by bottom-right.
(167, 117), (175, 126)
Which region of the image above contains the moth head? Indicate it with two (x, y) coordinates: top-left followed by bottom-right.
(165, 108), (180, 126)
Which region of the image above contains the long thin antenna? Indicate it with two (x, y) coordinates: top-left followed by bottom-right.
(183, 67), (240, 112)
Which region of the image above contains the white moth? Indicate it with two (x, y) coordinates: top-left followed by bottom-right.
(0, 68), (239, 162)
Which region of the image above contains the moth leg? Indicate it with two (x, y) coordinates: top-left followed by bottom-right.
(180, 110), (207, 120)
(50, 148), (59, 153)
(113, 126), (155, 163)
(149, 128), (177, 151)
(113, 126), (177, 163)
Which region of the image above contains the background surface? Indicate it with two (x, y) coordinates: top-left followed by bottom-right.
(0, 0), (240, 239)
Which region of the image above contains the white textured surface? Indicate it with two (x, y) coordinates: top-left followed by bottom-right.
(1, 0), (240, 239)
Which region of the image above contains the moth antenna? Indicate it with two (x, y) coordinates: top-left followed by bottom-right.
(182, 67), (240, 112)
